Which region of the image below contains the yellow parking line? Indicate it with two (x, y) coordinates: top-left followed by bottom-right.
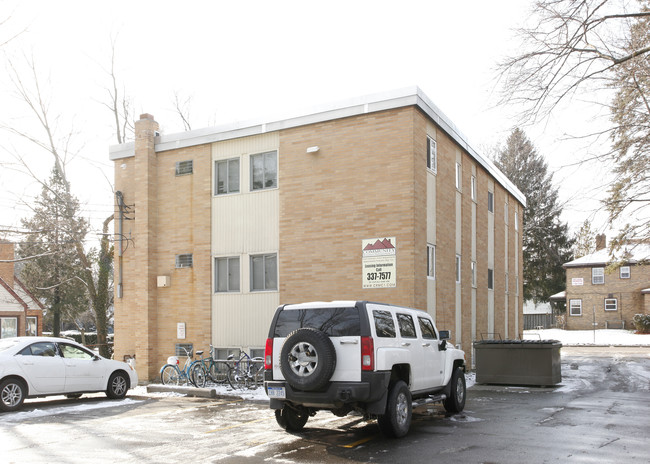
(341, 435), (375, 448)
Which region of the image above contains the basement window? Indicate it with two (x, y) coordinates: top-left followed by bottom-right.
(175, 254), (193, 268)
(175, 160), (193, 176)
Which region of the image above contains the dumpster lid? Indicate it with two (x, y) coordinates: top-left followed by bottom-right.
(474, 339), (561, 345)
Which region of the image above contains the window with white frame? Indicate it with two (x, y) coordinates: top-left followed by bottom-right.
(488, 191), (494, 213)
(455, 163), (462, 191)
(471, 176), (476, 202)
(455, 254), (461, 283)
(215, 158), (240, 195)
(592, 267), (605, 285)
(569, 299), (582, 316)
(251, 253), (277, 291)
(515, 211), (519, 231)
(427, 136), (437, 173)
(604, 298), (618, 311)
(175, 160), (193, 176)
(26, 317), (37, 336)
(471, 261), (477, 288)
(1, 317), (17, 338)
(251, 151), (277, 191)
(487, 268), (494, 290)
(175, 254), (193, 268)
(427, 244), (435, 279)
(215, 257), (240, 292)
(620, 266), (631, 279)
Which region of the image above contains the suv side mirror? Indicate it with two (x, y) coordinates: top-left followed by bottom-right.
(439, 330), (451, 340)
(438, 339), (447, 351)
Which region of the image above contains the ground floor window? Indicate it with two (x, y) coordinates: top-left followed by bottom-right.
(569, 299), (582, 316)
(604, 298), (618, 311)
(26, 317), (37, 336)
(1, 317), (18, 338)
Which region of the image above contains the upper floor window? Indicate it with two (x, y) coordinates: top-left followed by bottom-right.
(471, 176), (476, 202)
(455, 163), (462, 191)
(471, 261), (477, 288)
(504, 203), (509, 224)
(427, 136), (437, 173)
(175, 254), (193, 268)
(592, 267), (605, 285)
(215, 158), (240, 195)
(251, 151), (277, 190)
(215, 256), (240, 292)
(515, 211), (519, 231)
(487, 191), (494, 213)
(487, 268), (494, 290)
(620, 266), (631, 279)
(427, 244), (435, 279)
(175, 160), (193, 176)
(251, 253), (277, 291)
(455, 254), (461, 283)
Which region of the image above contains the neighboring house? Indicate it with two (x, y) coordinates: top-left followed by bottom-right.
(0, 241), (44, 338)
(110, 87), (526, 380)
(561, 235), (650, 330)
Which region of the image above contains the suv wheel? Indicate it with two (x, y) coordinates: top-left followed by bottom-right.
(377, 380), (412, 438)
(280, 328), (336, 391)
(443, 366), (466, 413)
(275, 406), (309, 432)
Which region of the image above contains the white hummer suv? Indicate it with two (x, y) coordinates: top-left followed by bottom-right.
(264, 301), (467, 437)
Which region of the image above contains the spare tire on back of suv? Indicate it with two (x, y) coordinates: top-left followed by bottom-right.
(280, 328), (337, 391)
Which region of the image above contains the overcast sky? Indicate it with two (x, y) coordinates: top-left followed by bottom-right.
(0, 0), (614, 242)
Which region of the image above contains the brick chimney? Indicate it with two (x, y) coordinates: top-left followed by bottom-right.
(0, 241), (15, 287)
(595, 234), (606, 251)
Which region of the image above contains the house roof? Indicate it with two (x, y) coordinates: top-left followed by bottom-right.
(0, 276), (28, 310)
(109, 87), (526, 207)
(550, 291), (566, 301)
(563, 244), (650, 268)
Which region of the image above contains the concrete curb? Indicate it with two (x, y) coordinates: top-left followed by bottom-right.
(146, 384), (244, 400)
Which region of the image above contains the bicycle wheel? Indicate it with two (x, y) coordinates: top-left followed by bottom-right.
(161, 365), (180, 385)
(209, 362), (232, 387)
(252, 362), (265, 388)
(190, 363), (207, 388)
(228, 365), (248, 389)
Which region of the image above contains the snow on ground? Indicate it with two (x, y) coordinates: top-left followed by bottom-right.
(2, 398), (143, 424)
(523, 328), (650, 346)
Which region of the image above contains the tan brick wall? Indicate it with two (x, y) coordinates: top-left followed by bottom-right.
(113, 115), (211, 381)
(0, 241), (14, 288)
(278, 107), (418, 307)
(565, 264), (650, 330)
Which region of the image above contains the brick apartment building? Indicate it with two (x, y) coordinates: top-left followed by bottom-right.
(562, 235), (650, 330)
(0, 241), (44, 338)
(110, 88), (526, 381)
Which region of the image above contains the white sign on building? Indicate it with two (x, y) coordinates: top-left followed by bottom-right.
(362, 237), (396, 288)
(571, 278), (584, 286)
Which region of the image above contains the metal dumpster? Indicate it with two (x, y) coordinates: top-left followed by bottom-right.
(474, 339), (562, 386)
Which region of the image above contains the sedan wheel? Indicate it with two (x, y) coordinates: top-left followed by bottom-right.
(0, 378), (26, 412)
(106, 372), (129, 399)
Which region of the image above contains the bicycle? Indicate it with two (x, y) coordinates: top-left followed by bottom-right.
(189, 346), (235, 388)
(160, 347), (197, 386)
(228, 352), (265, 389)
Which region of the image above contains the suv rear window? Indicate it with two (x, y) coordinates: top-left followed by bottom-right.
(273, 307), (360, 337)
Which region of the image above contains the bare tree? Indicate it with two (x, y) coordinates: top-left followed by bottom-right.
(498, 0), (650, 247)
(173, 90), (193, 131)
(99, 34), (133, 144)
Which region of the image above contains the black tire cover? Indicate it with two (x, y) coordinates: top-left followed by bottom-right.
(280, 328), (337, 391)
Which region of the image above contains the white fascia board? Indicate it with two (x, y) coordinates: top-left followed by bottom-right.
(107, 86), (526, 206)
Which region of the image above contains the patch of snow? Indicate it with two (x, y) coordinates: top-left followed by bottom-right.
(523, 328), (650, 346)
(1, 398), (142, 424)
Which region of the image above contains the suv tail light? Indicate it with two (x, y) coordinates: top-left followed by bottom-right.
(264, 338), (273, 370)
(361, 336), (374, 371)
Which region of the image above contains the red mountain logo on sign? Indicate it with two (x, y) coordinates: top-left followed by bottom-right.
(363, 238), (396, 256)
(364, 239), (395, 251)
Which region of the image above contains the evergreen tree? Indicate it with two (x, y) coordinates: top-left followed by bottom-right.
(572, 220), (597, 259)
(494, 128), (574, 303)
(18, 167), (90, 336)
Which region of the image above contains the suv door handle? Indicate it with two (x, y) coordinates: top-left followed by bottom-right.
(339, 339), (359, 345)
(422, 343), (431, 347)
(401, 342), (411, 347)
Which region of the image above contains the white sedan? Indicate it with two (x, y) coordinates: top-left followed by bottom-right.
(0, 336), (138, 412)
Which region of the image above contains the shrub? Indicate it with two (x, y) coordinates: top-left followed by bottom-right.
(632, 314), (650, 334)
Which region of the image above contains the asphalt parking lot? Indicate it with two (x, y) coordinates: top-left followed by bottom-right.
(1, 346), (649, 463)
